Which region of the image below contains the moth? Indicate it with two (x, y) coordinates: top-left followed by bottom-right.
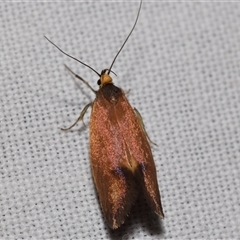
(45, 0), (164, 229)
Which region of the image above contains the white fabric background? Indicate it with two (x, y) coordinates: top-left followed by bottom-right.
(1, 1), (240, 239)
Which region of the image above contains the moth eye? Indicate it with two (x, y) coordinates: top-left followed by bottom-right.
(97, 79), (101, 85)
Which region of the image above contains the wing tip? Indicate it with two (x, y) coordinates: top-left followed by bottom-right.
(107, 213), (128, 229)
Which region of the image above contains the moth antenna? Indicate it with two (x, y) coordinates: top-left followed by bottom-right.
(108, 0), (142, 74)
(44, 36), (101, 77)
(102, 69), (117, 76)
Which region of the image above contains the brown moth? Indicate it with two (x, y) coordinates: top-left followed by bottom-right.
(45, 0), (164, 229)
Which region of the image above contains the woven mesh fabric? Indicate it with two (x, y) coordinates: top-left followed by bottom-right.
(1, 2), (240, 239)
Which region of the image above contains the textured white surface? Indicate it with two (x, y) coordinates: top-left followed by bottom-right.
(1, 1), (240, 239)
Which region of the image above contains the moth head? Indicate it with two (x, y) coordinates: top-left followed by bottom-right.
(97, 69), (113, 87)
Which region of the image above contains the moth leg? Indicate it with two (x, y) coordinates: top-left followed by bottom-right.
(134, 108), (157, 146)
(61, 102), (92, 131)
(64, 64), (96, 94)
(124, 89), (131, 97)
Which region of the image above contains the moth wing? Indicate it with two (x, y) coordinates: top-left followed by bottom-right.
(90, 93), (139, 229)
(116, 94), (164, 218)
(90, 89), (164, 229)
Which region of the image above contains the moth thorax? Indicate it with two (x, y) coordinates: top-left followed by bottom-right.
(100, 74), (112, 86)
